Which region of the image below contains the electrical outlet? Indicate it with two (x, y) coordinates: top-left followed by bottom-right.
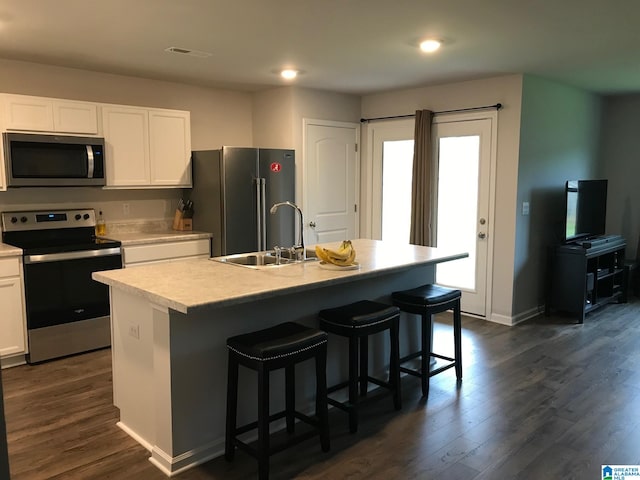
(128, 324), (140, 340)
(522, 201), (530, 216)
(123, 203), (130, 216)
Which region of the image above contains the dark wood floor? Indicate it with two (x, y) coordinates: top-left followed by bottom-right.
(3, 300), (640, 479)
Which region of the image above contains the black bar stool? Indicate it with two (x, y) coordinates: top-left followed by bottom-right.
(225, 322), (330, 480)
(392, 284), (462, 397)
(319, 300), (401, 433)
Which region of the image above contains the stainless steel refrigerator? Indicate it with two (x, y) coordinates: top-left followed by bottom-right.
(190, 147), (296, 256)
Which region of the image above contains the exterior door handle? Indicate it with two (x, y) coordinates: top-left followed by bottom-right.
(478, 232), (486, 239)
(309, 221), (316, 228)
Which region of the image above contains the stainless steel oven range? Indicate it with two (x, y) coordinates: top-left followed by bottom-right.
(1, 208), (122, 363)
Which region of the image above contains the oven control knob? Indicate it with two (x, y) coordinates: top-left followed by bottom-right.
(10, 216), (17, 224)
(20, 216), (27, 223)
(83, 213), (90, 220)
(75, 214), (82, 220)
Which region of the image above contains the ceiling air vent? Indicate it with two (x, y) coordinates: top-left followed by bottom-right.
(164, 47), (212, 58)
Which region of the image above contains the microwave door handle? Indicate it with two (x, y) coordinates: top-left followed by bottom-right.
(86, 145), (95, 179)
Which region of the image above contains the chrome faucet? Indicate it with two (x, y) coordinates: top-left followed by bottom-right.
(270, 201), (305, 260)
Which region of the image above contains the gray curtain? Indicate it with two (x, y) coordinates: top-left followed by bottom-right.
(409, 109), (435, 246)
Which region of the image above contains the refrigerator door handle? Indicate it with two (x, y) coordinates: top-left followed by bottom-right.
(260, 178), (267, 250)
(255, 178), (262, 250)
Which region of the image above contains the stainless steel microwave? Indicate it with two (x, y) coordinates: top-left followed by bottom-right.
(3, 132), (106, 187)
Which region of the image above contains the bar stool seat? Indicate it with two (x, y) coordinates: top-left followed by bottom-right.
(319, 300), (401, 433)
(225, 322), (329, 480)
(392, 284), (462, 397)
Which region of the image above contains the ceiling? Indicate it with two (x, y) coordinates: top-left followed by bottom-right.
(1, 0), (639, 96)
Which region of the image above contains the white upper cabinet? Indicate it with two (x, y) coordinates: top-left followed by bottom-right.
(1, 94), (98, 134)
(149, 110), (192, 186)
(102, 106), (191, 188)
(102, 105), (151, 187)
(52, 100), (99, 134)
(0, 93), (192, 190)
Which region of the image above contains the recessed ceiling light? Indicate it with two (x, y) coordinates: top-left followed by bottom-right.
(419, 39), (442, 53)
(280, 69), (298, 80)
(165, 46), (212, 58)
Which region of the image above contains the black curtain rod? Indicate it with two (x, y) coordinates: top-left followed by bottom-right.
(360, 102), (502, 123)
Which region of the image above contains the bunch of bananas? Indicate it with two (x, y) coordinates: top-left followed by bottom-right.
(315, 240), (357, 266)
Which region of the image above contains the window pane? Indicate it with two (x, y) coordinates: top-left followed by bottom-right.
(436, 135), (479, 290)
(382, 140), (414, 244)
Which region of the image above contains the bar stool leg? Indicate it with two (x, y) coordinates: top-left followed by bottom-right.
(315, 343), (330, 452)
(359, 336), (368, 396)
(257, 363), (270, 480)
(225, 353), (239, 461)
(420, 313), (432, 397)
(348, 336), (359, 433)
(390, 317), (401, 410)
(453, 300), (463, 381)
(285, 364), (295, 433)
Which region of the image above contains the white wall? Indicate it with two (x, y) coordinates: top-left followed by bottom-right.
(0, 58), (253, 225)
(516, 75), (602, 319)
(601, 94), (640, 259)
(251, 86), (361, 207)
(360, 74), (524, 322)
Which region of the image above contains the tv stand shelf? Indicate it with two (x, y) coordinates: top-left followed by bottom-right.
(549, 236), (626, 323)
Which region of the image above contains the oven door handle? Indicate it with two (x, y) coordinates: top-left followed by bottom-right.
(24, 247), (122, 264)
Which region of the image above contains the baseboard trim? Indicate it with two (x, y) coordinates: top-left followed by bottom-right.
(0, 354), (26, 369)
(488, 307), (542, 326)
(487, 313), (514, 326)
(150, 439), (224, 477)
(116, 421), (153, 451)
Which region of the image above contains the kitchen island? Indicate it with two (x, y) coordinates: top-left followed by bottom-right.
(93, 239), (467, 476)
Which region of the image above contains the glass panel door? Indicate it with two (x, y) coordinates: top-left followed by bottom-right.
(381, 140), (414, 243)
(435, 135), (480, 289)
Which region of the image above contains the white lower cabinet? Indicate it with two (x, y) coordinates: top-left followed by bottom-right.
(123, 238), (210, 267)
(0, 257), (27, 367)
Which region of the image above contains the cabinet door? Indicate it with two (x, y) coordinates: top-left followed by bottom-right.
(0, 135), (6, 191)
(0, 277), (26, 358)
(2, 95), (55, 131)
(52, 100), (99, 134)
(149, 110), (192, 186)
(123, 239), (210, 266)
(102, 106), (150, 187)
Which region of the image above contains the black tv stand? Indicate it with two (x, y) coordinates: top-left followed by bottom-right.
(549, 236), (626, 323)
(571, 234), (623, 250)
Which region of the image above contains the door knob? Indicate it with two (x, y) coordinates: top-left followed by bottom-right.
(478, 232), (486, 239)
(309, 221), (316, 228)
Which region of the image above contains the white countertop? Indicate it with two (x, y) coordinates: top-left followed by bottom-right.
(93, 239), (467, 314)
(99, 230), (211, 246)
(0, 243), (22, 257)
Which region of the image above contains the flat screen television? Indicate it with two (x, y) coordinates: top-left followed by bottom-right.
(564, 179), (608, 243)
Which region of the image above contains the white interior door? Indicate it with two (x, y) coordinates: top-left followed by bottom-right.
(303, 120), (360, 245)
(433, 115), (496, 317)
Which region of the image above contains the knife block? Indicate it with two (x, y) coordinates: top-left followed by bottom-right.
(172, 209), (193, 231)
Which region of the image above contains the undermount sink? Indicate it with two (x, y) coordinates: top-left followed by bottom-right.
(211, 248), (318, 269)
